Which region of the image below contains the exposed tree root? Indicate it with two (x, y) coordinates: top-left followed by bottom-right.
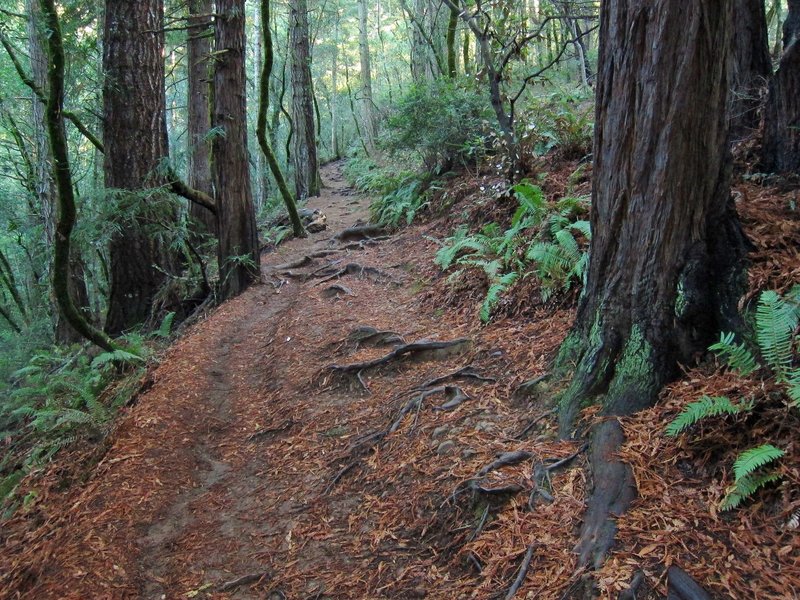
(342, 326), (405, 351)
(504, 543), (536, 600)
(314, 263), (397, 286)
(325, 338), (471, 379)
(388, 385), (469, 433)
(333, 224), (386, 243)
(667, 566), (712, 600)
(247, 419), (295, 442)
(217, 571), (270, 592)
(575, 421), (636, 570)
(271, 256), (314, 271)
(320, 284), (354, 299)
(514, 408), (556, 440)
(416, 365), (496, 389)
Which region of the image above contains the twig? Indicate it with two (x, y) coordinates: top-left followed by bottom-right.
(248, 419), (295, 442)
(515, 408), (556, 439)
(218, 571), (269, 592)
(504, 544), (536, 600)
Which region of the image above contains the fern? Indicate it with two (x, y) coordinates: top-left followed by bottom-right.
(756, 290), (798, 379)
(732, 444), (785, 481)
(665, 396), (746, 436)
(91, 349), (144, 370)
(719, 444), (785, 510)
(721, 471), (783, 511)
(709, 332), (760, 377)
(480, 271), (519, 323)
(156, 311), (176, 338)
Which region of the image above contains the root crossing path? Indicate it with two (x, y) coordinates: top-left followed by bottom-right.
(0, 162), (495, 599)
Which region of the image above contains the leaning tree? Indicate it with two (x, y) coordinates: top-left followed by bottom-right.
(555, 0), (750, 572)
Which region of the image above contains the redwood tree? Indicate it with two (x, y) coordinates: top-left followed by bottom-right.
(213, 0), (260, 298)
(556, 1), (749, 570)
(762, 0), (800, 172)
(290, 0), (320, 199)
(187, 0), (216, 237)
(730, 0), (772, 141)
(103, 0), (174, 334)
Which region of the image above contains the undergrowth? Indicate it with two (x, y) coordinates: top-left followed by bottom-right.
(435, 182), (590, 322)
(0, 316), (174, 517)
(667, 287), (800, 510)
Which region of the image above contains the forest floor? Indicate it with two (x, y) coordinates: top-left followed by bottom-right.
(1, 161), (799, 599)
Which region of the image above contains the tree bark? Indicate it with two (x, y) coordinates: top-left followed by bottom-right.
(446, 4), (459, 78)
(103, 0), (174, 335)
(555, 0), (748, 571)
(187, 0), (217, 236)
(358, 0), (378, 152)
(258, 0), (306, 238)
(729, 0), (772, 141)
(213, 0), (261, 298)
(762, 0), (800, 172)
(289, 0), (320, 199)
(39, 0), (115, 352)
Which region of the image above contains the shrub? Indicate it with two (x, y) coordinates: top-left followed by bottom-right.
(382, 78), (493, 173)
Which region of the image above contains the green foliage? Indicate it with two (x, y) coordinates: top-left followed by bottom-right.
(666, 288), (800, 510)
(519, 91), (594, 160)
(708, 332), (759, 377)
(435, 184), (590, 322)
(156, 311), (176, 339)
(382, 78), (492, 173)
(721, 445), (785, 511)
(665, 396), (748, 437)
(0, 338), (148, 511)
(371, 177), (426, 227)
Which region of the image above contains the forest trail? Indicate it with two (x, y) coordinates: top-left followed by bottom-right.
(4, 161), (567, 599)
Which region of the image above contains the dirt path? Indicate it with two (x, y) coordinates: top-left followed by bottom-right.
(2, 161), (580, 599)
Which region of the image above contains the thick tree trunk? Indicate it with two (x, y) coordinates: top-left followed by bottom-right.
(556, 1), (747, 571)
(290, 0), (320, 199)
(187, 0), (216, 236)
(762, 0), (800, 172)
(213, 0), (260, 298)
(446, 4), (458, 78)
(103, 0), (175, 335)
(729, 0), (772, 141)
(358, 0), (378, 152)
(28, 0), (91, 344)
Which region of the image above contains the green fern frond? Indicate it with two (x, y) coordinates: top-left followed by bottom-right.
(665, 395), (745, 436)
(756, 290), (798, 379)
(732, 444), (785, 481)
(91, 349), (144, 370)
(554, 229), (581, 263)
(709, 332), (759, 377)
(721, 471), (782, 511)
(480, 271), (519, 323)
(787, 369), (800, 407)
(569, 220), (591, 239)
(156, 311), (176, 338)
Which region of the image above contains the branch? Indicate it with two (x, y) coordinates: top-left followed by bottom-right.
(1, 31), (105, 153)
(166, 168), (216, 213)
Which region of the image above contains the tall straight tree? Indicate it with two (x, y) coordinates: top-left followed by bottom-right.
(187, 0), (216, 236)
(556, 0), (748, 570)
(103, 0), (174, 334)
(213, 0), (260, 298)
(763, 0), (800, 172)
(358, 0), (377, 152)
(290, 0), (320, 199)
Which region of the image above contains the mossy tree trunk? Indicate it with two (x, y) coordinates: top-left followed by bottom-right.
(213, 0), (261, 299)
(257, 0), (306, 238)
(555, 0), (749, 571)
(39, 0), (115, 352)
(762, 0), (800, 172)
